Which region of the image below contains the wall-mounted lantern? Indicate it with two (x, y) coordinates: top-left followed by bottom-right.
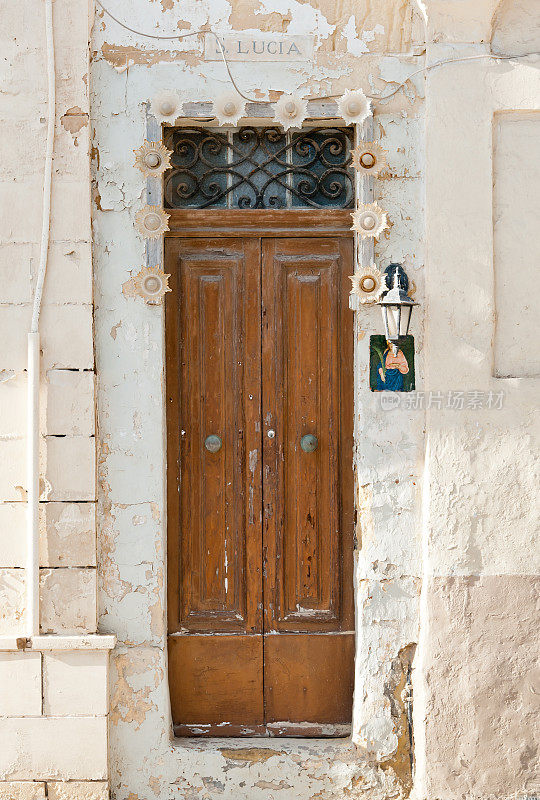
(377, 263), (418, 343)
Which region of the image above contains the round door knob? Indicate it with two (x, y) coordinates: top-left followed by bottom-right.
(267, 429), (275, 439)
(204, 435), (222, 453)
(300, 434), (318, 453)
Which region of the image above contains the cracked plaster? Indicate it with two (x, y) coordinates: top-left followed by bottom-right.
(90, 0), (539, 798)
(0, 0), (536, 794)
(92, 2), (425, 798)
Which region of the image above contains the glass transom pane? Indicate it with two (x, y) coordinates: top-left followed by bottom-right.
(163, 126), (354, 210)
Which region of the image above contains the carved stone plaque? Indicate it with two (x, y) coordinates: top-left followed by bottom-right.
(204, 32), (314, 62)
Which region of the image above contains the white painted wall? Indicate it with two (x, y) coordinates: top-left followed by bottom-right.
(0, 0), (538, 798)
(0, 0), (113, 796)
(91, 1), (425, 797)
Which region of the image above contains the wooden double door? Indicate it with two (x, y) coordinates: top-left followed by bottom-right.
(166, 211), (354, 737)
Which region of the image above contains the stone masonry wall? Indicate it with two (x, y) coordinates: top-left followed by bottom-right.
(0, 0), (113, 796)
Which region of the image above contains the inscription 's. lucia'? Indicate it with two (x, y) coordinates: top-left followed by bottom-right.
(204, 33), (314, 62)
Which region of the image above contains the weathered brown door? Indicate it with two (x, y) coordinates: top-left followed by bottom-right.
(166, 211), (354, 737)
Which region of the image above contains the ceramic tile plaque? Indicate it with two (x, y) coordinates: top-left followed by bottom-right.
(204, 33), (314, 62)
(370, 335), (415, 392)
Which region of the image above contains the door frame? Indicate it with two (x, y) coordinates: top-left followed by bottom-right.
(164, 209), (355, 737)
(165, 208), (354, 237)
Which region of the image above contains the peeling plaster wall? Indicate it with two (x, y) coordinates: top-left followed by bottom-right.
(412, 1), (540, 798)
(0, 0), (532, 797)
(0, 0), (113, 795)
(91, 1), (426, 798)
(0, 0), (97, 631)
(0, 0), (537, 796)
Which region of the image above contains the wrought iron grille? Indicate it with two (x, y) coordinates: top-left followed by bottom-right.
(163, 126), (354, 209)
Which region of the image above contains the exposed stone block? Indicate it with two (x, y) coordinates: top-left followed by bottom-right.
(0, 569), (25, 635)
(0, 371), (26, 437)
(52, 119), (90, 180)
(47, 783), (109, 800)
(0, 241), (91, 305)
(0, 435), (96, 503)
(45, 370), (94, 437)
(0, 717), (108, 780)
(53, 0), (91, 114)
(0, 305), (93, 372)
(40, 502), (96, 567)
(0, 652), (42, 716)
(0, 369), (94, 440)
(45, 436), (96, 502)
(0, 244), (33, 303)
(0, 504), (25, 566)
(0, 783), (46, 799)
(0, 439), (25, 502)
(42, 242), (92, 305)
(0, 182), (43, 244)
(40, 568), (97, 634)
(0, 502), (96, 568)
(40, 305), (94, 371)
(43, 651), (108, 716)
(49, 180), (91, 243)
(424, 575), (540, 799)
(0, 567), (98, 635)
(0, 307), (32, 372)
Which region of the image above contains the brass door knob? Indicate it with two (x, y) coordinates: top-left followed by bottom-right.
(300, 434), (318, 453)
(204, 435), (222, 453)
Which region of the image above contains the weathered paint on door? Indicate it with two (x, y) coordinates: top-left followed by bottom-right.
(166, 213), (354, 737)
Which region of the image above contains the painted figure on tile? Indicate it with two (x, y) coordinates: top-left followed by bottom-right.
(369, 335), (414, 392)
(375, 341), (409, 391)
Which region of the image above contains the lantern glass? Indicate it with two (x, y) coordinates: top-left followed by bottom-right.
(402, 304), (412, 336)
(381, 302), (413, 340)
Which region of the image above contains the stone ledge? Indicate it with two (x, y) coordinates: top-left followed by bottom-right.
(0, 635), (116, 651)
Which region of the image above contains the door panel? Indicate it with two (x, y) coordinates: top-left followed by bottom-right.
(166, 229), (354, 737)
(264, 634), (355, 730)
(167, 238), (262, 634)
(261, 238), (354, 633)
(169, 635), (264, 737)
(166, 238), (263, 734)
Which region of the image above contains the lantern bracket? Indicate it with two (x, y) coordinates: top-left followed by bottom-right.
(381, 263), (409, 295)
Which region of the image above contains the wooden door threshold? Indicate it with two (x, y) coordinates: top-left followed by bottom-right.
(174, 722), (351, 738)
(174, 722), (267, 737)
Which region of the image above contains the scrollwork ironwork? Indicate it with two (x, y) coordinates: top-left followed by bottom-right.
(163, 127), (354, 209)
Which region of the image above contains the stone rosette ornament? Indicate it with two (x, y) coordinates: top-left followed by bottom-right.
(338, 89), (371, 126)
(135, 206), (170, 239)
(133, 141), (172, 177)
(349, 265), (384, 304)
(274, 93), (308, 131)
(351, 202), (389, 240)
(212, 91), (247, 126)
(123, 266), (172, 305)
(150, 90), (182, 124)
(351, 141), (388, 176)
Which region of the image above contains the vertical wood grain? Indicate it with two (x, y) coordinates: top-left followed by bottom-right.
(166, 238), (262, 634)
(262, 237), (354, 632)
(166, 220), (354, 736)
